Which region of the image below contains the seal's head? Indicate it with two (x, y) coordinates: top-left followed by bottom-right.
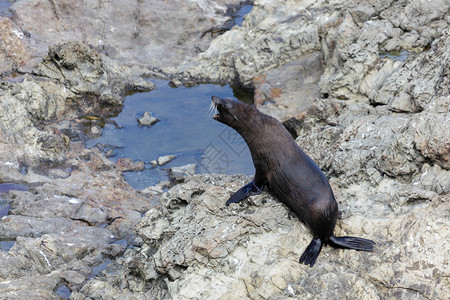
(211, 96), (258, 131)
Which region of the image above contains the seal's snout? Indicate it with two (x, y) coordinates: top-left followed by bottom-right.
(210, 96), (241, 123)
(211, 96), (223, 105)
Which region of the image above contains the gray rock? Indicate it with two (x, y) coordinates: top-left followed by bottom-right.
(372, 28), (450, 113)
(168, 164), (197, 183)
(34, 41), (155, 106)
(90, 125), (102, 136)
(255, 51), (324, 121)
(74, 174), (449, 299)
(412, 113), (450, 170)
(7, 0), (244, 71)
(156, 155), (176, 166)
(1, 41), (155, 170)
(137, 112), (160, 127)
(170, 1), (322, 87)
(0, 144), (154, 297)
(140, 181), (171, 195)
(46, 168), (72, 179)
(115, 158), (145, 172)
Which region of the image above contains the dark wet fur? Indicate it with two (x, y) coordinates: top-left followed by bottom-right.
(212, 96), (376, 267)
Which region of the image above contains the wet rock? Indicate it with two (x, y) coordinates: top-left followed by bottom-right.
(137, 112), (160, 127)
(90, 125), (102, 136)
(34, 41), (155, 106)
(140, 181), (171, 195)
(115, 158), (145, 172)
(168, 164), (197, 183)
(169, 79), (183, 87)
(104, 149), (116, 158)
(160, 155), (177, 166)
(150, 155), (176, 166)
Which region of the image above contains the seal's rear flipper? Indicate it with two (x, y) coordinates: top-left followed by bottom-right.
(329, 235), (376, 251)
(226, 181), (264, 206)
(299, 238), (323, 267)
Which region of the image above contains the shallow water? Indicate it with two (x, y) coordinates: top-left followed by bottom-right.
(380, 50), (413, 61)
(0, 182), (29, 193)
(0, 201), (9, 218)
(0, 0), (9, 10)
(0, 0), (11, 16)
(86, 81), (255, 190)
(234, 4), (253, 26)
(55, 285), (71, 299)
(0, 182), (29, 223)
(88, 258), (112, 279)
(0, 239), (15, 251)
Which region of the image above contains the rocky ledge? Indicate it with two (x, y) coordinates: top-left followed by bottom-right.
(72, 174), (449, 299)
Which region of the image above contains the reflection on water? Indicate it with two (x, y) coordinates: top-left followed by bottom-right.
(0, 0), (12, 17)
(55, 285), (71, 299)
(0, 182), (29, 193)
(88, 258), (112, 279)
(1, 182), (29, 226)
(380, 50), (413, 61)
(234, 4), (253, 26)
(0, 239), (15, 251)
(85, 80), (255, 189)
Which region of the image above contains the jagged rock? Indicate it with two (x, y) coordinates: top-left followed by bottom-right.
(137, 112), (160, 127)
(168, 164), (197, 183)
(34, 41), (155, 106)
(412, 113), (450, 170)
(7, 0), (245, 71)
(254, 51), (324, 121)
(72, 174), (449, 299)
(115, 158), (145, 172)
(153, 155), (176, 166)
(1, 41), (155, 170)
(140, 181), (171, 195)
(170, 0), (322, 86)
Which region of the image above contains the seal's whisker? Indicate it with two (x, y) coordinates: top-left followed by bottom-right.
(208, 101), (218, 119)
(208, 101), (215, 119)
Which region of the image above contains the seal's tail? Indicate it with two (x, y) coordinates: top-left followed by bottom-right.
(299, 236), (375, 267)
(328, 235), (376, 251)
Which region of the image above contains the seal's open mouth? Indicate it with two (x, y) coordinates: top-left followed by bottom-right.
(210, 96), (221, 121)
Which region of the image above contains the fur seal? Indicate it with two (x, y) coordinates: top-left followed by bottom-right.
(211, 96), (375, 267)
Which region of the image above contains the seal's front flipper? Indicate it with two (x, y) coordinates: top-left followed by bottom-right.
(299, 238), (323, 267)
(226, 180), (264, 206)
